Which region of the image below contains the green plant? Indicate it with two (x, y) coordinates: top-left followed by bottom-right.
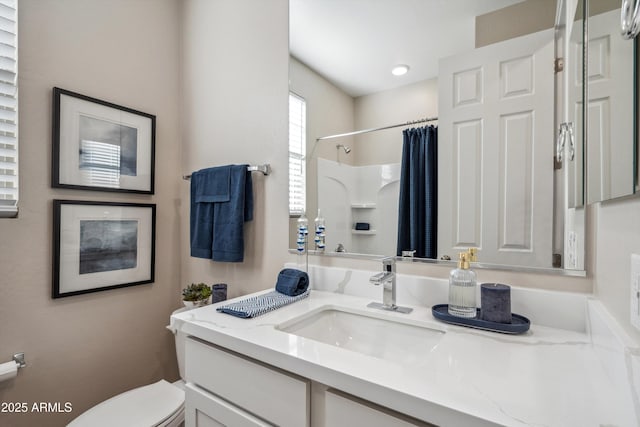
(182, 283), (212, 302)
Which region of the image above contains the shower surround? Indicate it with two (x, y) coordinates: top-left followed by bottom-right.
(317, 158), (400, 255)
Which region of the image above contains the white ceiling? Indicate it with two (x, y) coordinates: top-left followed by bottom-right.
(290, 0), (525, 97)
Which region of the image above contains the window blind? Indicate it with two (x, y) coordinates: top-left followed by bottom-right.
(289, 93), (306, 216)
(80, 140), (121, 188)
(0, 0), (17, 218)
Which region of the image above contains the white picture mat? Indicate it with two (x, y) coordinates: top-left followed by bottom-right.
(58, 204), (153, 294)
(58, 94), (153, 191)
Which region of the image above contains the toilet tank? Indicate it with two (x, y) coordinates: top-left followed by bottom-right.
(174, 329), (186, 380)
(168, 308), (189, 380)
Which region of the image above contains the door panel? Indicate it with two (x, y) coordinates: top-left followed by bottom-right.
(439, 29), (554, 267)
(586, 9), (635, 203)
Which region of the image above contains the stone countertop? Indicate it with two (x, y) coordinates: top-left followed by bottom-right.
(172, 289), (639, 427)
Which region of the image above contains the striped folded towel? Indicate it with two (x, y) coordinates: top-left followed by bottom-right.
(216, 290), (310, 318)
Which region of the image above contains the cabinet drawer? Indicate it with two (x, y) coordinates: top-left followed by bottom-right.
(186, 338), (309, 427)
(185, 383), (272, 427)
(325, 389), (434, 427)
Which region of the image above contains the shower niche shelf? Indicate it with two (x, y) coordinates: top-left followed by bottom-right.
(352, 229), (377, 235)
(351, 203), (376, 238)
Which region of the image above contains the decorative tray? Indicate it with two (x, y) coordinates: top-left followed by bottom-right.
(431, 304), (530, 334)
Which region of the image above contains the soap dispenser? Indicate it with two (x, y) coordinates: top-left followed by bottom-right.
(448, 252), (477, 318)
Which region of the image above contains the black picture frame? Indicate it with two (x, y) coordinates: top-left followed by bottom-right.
(52, 87), (156, 194)
(52, 200), (156, 298)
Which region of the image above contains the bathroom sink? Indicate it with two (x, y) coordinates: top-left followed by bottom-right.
(277, 307), (444, 364)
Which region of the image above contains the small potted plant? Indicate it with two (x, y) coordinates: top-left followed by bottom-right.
(182, 283), (212, 308)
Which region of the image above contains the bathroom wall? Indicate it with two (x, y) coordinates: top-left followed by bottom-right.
(594, 198), (640, 342)
(0, 1), (182, 426)
(353, 78), (438, 166)
(1, 3), (637, 427)
(475, 0), (556, 48)
(180, 0), (290, 297)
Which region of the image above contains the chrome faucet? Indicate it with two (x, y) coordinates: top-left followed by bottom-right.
(367, 257), (412, 314)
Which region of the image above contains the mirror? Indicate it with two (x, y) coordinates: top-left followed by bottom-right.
(289, 0), (587, 272)
(585, 0), (638, 204)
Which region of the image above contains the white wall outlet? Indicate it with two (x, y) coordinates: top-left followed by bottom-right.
(631, 254), (640, 331)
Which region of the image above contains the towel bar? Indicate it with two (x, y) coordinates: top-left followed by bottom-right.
(183, 164), (271, 180)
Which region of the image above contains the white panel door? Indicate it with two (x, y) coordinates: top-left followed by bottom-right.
(586, 9), (634, 203)
(439, 29), (554, 267)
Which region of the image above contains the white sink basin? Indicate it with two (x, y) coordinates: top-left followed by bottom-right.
(277, 307), (444, 364)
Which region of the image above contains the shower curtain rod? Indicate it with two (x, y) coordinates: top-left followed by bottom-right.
(315, 116), (438, 141)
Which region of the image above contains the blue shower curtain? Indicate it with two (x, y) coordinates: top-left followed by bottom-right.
(396, 126), (438, 259)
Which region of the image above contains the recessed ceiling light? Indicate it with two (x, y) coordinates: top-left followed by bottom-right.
(391, 64), (410, 76)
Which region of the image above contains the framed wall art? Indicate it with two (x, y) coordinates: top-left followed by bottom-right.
(52, 200), (156, 298)
(52, 87), (156, 194)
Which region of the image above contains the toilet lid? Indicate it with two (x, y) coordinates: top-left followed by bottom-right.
(68, 380), (184, 427)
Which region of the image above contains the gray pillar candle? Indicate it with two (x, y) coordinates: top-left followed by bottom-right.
(212, 283), (227, 303)
(480, 283), (512, 323)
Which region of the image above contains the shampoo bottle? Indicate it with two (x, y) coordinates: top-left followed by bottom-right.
(296, 210), (308, 254)
(448, 252), (477, 318)
(314, 209), (326, 252)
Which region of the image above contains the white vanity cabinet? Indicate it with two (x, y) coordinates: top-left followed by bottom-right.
(185, 337), (310, 427)
(174, 282), (640, 427)
(185, 337), (433, 427)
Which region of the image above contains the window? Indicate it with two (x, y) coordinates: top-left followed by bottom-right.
(289, 92), (306, 216)
(0, 0), (17, 218)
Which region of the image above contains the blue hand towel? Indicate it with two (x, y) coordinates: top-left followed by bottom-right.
(190, 164), (253, 262)
(275, 268), (309, 296)
(216, 290), (310, 318)
(193, 167), (230, 203)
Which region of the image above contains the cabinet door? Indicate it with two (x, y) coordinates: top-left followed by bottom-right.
(186, 338), (309, 427)
(185, 383), (272, 427)
(325, 389), (433, 427)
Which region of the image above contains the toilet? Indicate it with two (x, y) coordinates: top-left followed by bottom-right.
(68, 308), (188, 427)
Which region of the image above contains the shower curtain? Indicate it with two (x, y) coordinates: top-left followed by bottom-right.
(396, 125), (438, 259)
